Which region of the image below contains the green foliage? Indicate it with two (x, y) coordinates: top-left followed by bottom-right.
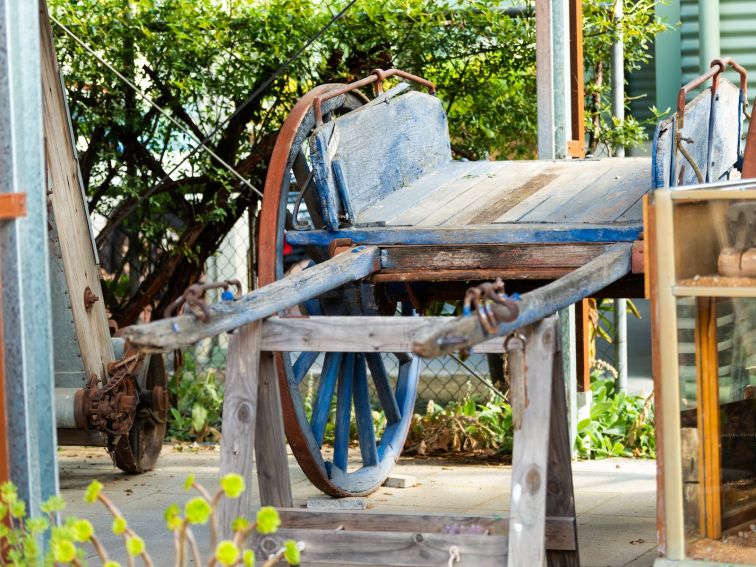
(576, 363), (656, 459)
(582, 0), (668, 155)
(168, 354), (224, 442)
(0, 476), (299, 566)
(48, 0), (664, 322)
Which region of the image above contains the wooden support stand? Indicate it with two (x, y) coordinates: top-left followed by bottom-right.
(218, 315), (579, 566)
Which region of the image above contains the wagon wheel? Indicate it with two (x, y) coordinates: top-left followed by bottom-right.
(112, 353), (168, 473)
(258, 84), (421, 497)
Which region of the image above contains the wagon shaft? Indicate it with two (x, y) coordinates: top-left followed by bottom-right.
(412, 243), (633, 357)
(122, 245), (380, 352)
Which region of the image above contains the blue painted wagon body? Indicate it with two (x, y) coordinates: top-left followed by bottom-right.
(126, 63), (749, 502)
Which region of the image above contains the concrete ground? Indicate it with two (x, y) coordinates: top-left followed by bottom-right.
(59, 446), (658, 566)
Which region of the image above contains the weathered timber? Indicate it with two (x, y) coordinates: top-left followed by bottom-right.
(412, 243), (632, 357)
(41, 6), (114, 383)
(286, 223), (643, 247)
(254, 351), (292, 507)
(219, 321), (262, 537)
(252, 528), (507, 566)
(507, 317), (557, 567)
(379, 243), (613, 272)
(122, 246), (379, 352)
(310, 86), (451, 230)
(260, 316), (507, 353)
(545, 345), (580, 566)
(275, 509), (577, 550)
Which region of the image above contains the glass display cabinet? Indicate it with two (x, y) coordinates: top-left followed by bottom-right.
(650, 184), (756, 565)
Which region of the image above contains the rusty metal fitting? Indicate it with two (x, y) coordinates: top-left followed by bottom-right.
(83, 286), (99, 311)
(164, 279), (243, 321)
(676, 57), (748, 130)
(328, 238), (354, 257)
(312, 68), (436, 126)
(464, 278), (519, 335)
(504, 332), (527, 352)
(75, 367), (139, 436)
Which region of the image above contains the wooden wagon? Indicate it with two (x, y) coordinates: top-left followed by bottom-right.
(125, 60), (750, 566)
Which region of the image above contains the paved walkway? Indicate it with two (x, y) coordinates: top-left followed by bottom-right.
(59, 446), (657, 566)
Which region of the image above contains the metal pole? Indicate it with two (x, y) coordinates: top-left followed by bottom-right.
(559, 306), (578, 458)
(614, 298), (628, 392)
(698, 0), (720, 74)
(552, 0), (571, 158)
(0, 0), (58, 513)
(536, 0), (555, 159)
(611, 0), (625, 157)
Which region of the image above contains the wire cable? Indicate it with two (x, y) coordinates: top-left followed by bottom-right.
(50, 0), (358, 205)
(50, 15), (263, 197)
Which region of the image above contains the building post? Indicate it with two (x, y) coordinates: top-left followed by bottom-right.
(0, 0), (58, 513)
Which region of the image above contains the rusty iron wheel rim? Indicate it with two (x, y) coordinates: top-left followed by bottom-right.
(258, 84), (420, 497)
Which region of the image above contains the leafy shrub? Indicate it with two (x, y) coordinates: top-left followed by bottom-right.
(576, 362), (655, 459)
(168, 353), (224, 443)
(0, 476), (301, 566)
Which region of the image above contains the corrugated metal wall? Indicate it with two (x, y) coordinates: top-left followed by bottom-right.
(719, 0), (756, 97)
(628, 0), (756, 128)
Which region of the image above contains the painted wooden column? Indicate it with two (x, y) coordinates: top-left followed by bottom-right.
(654, 0), (681, 116)
(698, 0), (720, 73)
(0, 0), (58, 514)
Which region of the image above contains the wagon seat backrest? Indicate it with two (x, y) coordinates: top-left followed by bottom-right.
(309, 84), (452, 231)
(652, 77), (744, 189)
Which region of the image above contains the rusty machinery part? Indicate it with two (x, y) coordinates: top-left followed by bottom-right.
(675, 58), (748, 183)
(73, 362), (140, 436)
(312, 68), (435, 126)
(463, 278), (520, 335)
(110, 352), (169, 474)
(83, 286), (100, 311)
(163, 279), (243, 321)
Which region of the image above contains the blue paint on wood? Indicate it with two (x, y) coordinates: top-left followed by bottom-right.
(310, 132), (342, 230)
(311, 352), (342, 446)
(352, 354), (378, 467)
(652, 79), (742, 189)
(333, 353), (355, 472)
(331, 157), (355, 223)
(293, 351), (319, 385)
(286, 223), (643, 247)
(365, 353), (401, 425)
(309, 86), (451, 230)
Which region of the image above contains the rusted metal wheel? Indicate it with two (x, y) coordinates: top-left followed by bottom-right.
(258, 84), (420, 497)
(112, 353), (168, 474)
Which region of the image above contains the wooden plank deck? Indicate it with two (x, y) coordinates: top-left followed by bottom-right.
(291, 156), (651, 248)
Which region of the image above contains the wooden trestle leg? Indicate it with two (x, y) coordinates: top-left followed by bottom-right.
(219, 321), (293, 537)
(547, 334), (580, 566)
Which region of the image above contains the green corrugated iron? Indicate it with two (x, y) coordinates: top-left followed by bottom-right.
(629, 0), (756, 128)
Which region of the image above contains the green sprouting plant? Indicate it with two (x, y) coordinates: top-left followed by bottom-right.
(169, 354), (224, 443)
(576, 362), (655, 459)
(0, 476), (301, 567)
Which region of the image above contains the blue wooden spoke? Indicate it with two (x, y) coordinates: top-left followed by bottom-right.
(352, 354), (378, 467)
(333, 353), (355, 472)
(293, 351), (319, 385)
(302, 298), (322, 315)
(365, 353), (401, 425)
(310, 352), (342, 447)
